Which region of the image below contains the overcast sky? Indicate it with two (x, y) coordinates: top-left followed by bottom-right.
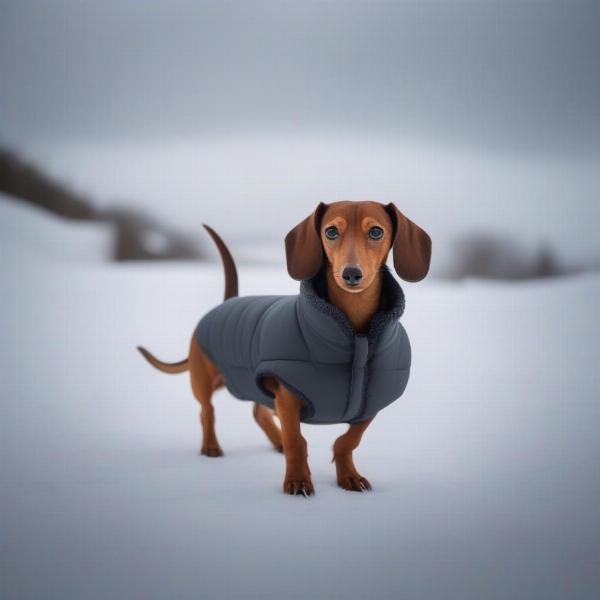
(2, 0), (599, 156)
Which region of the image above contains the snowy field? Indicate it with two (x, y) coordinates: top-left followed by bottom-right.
(2, 199), (600, 599)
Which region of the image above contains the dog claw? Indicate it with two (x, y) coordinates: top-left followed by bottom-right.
(338, 476), (372, 492)
(359, 479), (372, 491)
(353, 480), (364, 492)
(284, 480), (314, 496)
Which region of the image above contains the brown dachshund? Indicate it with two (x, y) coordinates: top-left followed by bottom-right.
(139, 201), (431, 496)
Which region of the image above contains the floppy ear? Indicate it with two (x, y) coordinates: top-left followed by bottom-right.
(285, 202), (327, 280)
(384, 203), (432, 282)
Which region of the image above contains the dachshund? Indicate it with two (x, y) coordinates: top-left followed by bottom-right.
(139, 201), (431, 496)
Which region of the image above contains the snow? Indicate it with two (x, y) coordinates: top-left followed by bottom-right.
(0, 192), (113, 264)
(2, 212), (600, 599)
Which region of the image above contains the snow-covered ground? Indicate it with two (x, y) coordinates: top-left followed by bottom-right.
(1, 200), (600, 599)
(0, 193), (113, 263)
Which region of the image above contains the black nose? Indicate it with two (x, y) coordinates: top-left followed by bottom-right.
(342, 265), (363, 286)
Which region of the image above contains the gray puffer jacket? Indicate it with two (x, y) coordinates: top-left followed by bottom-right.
(195, 268), (411, 424)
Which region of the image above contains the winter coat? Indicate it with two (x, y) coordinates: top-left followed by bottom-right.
(195, 268), (411, 424)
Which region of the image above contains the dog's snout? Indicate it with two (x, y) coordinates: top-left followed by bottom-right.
(342, 265), (363, 286)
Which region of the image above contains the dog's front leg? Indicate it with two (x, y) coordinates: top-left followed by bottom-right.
(333, 417), (374, 492)
(273, 384), (314, 496)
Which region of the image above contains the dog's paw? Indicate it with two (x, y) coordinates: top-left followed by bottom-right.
(283, 478), (314, 497)
(200, 445), (224, 457)
(334, 456), (372, 492)
(337, 474), (372, 492)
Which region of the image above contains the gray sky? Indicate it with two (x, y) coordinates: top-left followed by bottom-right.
(2, 0), (600, 156)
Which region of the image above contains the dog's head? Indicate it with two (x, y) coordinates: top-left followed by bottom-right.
(285, 200), (431, 292)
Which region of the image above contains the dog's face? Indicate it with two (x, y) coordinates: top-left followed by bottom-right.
(320, 201), (393, 293)
(285, 200), (432, 285)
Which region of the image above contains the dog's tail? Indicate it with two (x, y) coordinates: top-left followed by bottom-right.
(137, 225), (236, 373)
(137, 346), (189, 374)
(202, 224), (238, 301)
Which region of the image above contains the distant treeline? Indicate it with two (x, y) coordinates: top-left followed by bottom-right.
(444, 233), (580, 281)
(0, 146), (202, 261)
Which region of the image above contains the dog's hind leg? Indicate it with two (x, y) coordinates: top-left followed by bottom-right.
(189, 336), (224, 457)
(252, 403), (283, 453)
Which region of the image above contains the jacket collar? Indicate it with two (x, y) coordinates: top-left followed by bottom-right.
(298, 266), (405, 351)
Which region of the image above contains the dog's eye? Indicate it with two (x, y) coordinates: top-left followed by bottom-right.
(325, 226), (340, 240)
(368, 227), (384, 240)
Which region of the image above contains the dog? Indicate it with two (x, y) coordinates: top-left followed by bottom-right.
(138, 201), (431, 496)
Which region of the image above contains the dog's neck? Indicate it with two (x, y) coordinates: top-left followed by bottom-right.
(326, 267), (382, 334)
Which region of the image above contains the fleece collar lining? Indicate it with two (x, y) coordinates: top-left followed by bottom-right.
(299, 265), (405, 346)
